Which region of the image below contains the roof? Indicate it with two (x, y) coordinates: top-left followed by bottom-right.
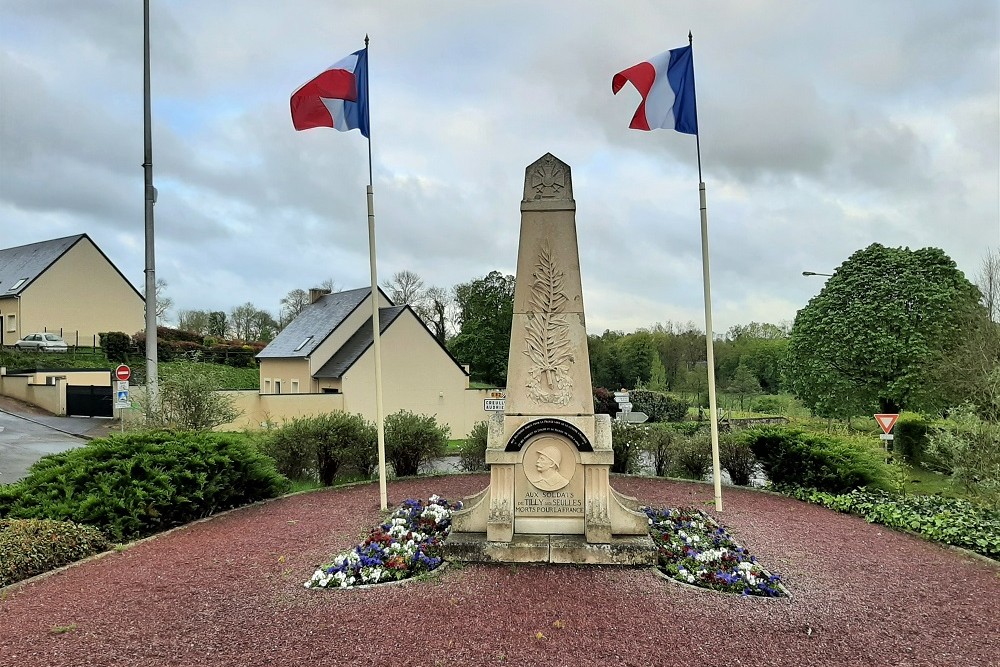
(313, 305), (408, 378)
(0, 233), (143, 300)
(0, 235), (85, 296)
(256, 287), (373, 359)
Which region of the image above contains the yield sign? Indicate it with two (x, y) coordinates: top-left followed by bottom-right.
(874, 414), (899, 434)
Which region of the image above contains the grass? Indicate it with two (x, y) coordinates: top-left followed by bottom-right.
(445, 439), (465, 455)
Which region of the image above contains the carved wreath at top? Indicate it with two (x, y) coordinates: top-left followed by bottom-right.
(524, 243), (574, 405)
(529, 156), (567, 200)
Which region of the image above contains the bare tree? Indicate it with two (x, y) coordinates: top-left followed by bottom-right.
(279, 288), (310, 327)
(142, 277), (173, 324)
(319, 278), (341, 293)
(976, 247), (999, 323)
(417, 285), (451, 344)
(382, 270), (425, 305)
(177, 309), (211, 335)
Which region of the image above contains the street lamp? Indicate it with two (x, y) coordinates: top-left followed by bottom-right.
(801, 271), (833, 277)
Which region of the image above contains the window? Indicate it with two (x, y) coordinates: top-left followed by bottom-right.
(263, 379), (271, 394)
(7, 278), (26, 292)
(6, 314), (15, 333)
(291, 380), (299, 394)
(293, 336), (313, 352)
(274, 381), (282, 395)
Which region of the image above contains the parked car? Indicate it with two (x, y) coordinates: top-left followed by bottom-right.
(14, 333), (69, 352)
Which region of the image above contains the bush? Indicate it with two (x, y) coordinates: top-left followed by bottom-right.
(146, 370), (242, 430)
(641, 424), (677, 476)
(98, 331), (132, 363)
(630, 390), (689, 423)
(0, 519), (110, 587)
(751, 395), (786, 415)
(894, 412), (931, 464)
(260, 413), (376, 485)
(926, 406), (1000, 502)
(593, 387), (618, 416)
(668, 430), (712, 480)
(719, 432), (757, 486)
(0, 431), (290, 542)
(458, 421), (489, 472)
(610, 419), (643, 474)
(746, 426), (890, 494)
(384, 411), (450, 477)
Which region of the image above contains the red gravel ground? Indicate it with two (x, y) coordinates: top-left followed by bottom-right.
(1, 475), (997, 667)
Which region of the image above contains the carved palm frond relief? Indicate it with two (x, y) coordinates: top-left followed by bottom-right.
(524, 243), (574, 405)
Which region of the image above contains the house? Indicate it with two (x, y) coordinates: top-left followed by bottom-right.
(251, 286), (484, 437)
(0, 234), (144, 347)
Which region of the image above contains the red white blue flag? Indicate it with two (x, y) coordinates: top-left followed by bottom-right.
(612, 45), (698, 135)
(291, 48), (370, 137)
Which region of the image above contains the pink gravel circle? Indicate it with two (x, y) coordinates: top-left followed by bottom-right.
(1, 474), (997, 667)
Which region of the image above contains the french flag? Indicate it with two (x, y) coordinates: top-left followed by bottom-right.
(291, 48), (370, 137)
(612, 45), (698, 135)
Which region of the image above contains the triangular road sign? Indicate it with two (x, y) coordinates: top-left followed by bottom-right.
(874, 414), (899, 434)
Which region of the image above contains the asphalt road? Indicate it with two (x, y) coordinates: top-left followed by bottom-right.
(0, 410), (90, 484)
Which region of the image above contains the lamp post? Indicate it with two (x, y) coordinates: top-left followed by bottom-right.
(801, 271), (833, 277)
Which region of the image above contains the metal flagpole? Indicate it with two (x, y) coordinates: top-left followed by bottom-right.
(364, 35), (389, 511)
(142, 0), (159, 412)
(690, 32), (723, 512)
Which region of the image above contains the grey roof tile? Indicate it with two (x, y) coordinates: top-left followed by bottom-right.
(256, 287), (372, 358)
(0, 235), (85, 295)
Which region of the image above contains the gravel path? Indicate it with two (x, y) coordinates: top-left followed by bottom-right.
(1, 475), (997, 667)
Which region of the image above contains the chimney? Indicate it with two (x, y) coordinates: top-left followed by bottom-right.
(309, 288), (332, 304)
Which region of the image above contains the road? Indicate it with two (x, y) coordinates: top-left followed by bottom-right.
(0, 410), (89, 484)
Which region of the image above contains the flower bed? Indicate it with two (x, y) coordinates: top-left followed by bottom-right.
(645, 506), (787, 597)
(305, 495), (461, 589)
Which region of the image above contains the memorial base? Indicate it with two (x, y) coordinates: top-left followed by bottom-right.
(443, 532), (655, 566)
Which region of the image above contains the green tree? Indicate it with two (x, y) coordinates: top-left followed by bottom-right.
(447, 271), (515, 386)
(648, 353), (668, 392)
(726, 362), (761, 411)
(786, 244), (984, 416)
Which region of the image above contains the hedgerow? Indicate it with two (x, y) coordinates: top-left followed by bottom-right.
(0, 519), (110, 587)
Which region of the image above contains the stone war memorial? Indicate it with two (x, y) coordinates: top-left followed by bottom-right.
(445, 153), (655, 565)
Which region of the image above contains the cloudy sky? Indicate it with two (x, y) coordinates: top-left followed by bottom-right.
(1, 1), (997, 337)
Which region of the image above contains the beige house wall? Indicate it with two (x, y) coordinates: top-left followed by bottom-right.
(340, 311), (472, 436)
(258, 358), (311, 395)
(0, 374), (65, 414)
(0, 296), (19, 347)
(214, 390), (345, 430)
(15, 238), (144, 346)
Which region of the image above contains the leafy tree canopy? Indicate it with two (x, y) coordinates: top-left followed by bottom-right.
(786, 243), (984, 416)
(447, 271), (515, 386)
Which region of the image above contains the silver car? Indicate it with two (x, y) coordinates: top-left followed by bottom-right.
(14, 333), (69, 352)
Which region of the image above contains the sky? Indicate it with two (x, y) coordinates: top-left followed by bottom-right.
(1, 1), (998, 338)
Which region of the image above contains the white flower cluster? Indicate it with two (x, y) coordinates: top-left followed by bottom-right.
(676, 530), (701, 545)
(694, 547), (728, 563)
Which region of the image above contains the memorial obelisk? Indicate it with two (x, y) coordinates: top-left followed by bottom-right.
(446, 153), (653, 565)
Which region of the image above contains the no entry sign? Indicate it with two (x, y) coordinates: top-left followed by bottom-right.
(115, 364), (131, 382)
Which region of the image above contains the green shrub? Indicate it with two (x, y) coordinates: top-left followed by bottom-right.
(630, 390), (689, 423)
(610, 419), (643, 474)
(98, 331), (132, 363)
(926, 407), (1000, 502)
(592, 387), (618, 416)
(668, 430), (711, 480)
(894, 412), (931, 464)
(641, 423), (678, 477)
(459, 421), (489, 472)
(145, 370), (242, 430)
(0, 431), (289, 542)
(0, 519), (110, 587)
(384, 410), (450, 477)
(719, 432), (757, 486)
(782, 487), (1000, 560)
(751, 395), (785, 415)
(747, 426), (890, 494)
(260, 413), (376, 485)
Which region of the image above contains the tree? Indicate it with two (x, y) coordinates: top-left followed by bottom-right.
(975, 247), (999, 323)
(726, 362), (762, 411)
(229, 303), (278, 342)
(447, 271), (515, 386)
(177, 310), (211, 336)
(382, 270), (425, 305)
(207, 311), (228, 338)
(279, 289), (310, 327)
(786, 243), (985, 416)
(142, 278), (173, 325)
(648, 354), (668, 392)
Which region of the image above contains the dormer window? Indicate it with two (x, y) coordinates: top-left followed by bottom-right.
(294, 336), (313, 352)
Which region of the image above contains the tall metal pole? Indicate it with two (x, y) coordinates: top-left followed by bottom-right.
(364, 35), (388, 511)
(142, 0), (159, 411)
(690, 33), (722, 512)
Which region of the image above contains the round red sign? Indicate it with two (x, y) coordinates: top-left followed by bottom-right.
(115, 364), (131, 381)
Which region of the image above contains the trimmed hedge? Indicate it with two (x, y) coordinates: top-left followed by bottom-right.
(0, 431), (289, 542)
(630, 390), (689, 423)
(894, 412), (931, 464)
(746, 426), (890, 494)
(384, 410), (450, 477)
(1, 519), (110, 588)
